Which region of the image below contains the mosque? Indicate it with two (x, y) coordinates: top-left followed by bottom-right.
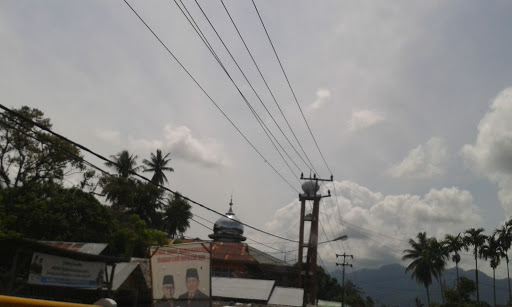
(201, 199), (302, 305)
(205, 198), (296, 285)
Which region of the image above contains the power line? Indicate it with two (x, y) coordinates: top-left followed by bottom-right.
(252, 0), (332, 176)
(122, 0), (299, 193)
(220, 0), (317, 174)
(0, 104), (298, 243)
(177, 0), (303, 182)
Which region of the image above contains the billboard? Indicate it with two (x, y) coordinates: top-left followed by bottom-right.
(28, 252), (105, 288)
(150, 243), (210, 307)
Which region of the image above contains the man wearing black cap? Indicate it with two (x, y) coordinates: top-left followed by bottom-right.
(156, 275), (177, 307)
(177, 268), (209, 307)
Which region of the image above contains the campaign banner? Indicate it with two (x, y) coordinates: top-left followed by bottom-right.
(28, 252), (105, 288)
(150, 243), (210, 307)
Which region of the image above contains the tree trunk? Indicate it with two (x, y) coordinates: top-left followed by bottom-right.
(493, 268), (496, 307)
(426, 284), (430, 307)
(475, 252), (480, 302)
(456, 261), (460, 288)
(440, 275), (445, 304)
(507, 257), (511, 305)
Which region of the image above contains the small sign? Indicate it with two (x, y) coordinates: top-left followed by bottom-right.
(28, 252), (105, 288)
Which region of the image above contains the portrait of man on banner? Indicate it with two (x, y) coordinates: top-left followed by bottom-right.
(150, 243), (210, 307)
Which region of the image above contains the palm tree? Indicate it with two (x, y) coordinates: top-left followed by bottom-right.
(143, 149), (174, 186)
(495, 222), (512, 303)
(464, 228), (487, 302)
(403, 232), (446, 306)
(163, 193), (192, 238)
(105, 150), (141, 178)
(431, 237), (449, 303)
(480, 234), (503, 306)
(444, 233), (465, 287)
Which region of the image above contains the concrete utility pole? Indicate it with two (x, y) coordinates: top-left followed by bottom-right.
(336, 253), (353, 307)
(298, 173), (332, 306)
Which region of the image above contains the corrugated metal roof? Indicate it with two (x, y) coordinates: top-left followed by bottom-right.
(247, 246), (289, 266)
(212, 277), (274, 301)
(78, 243), (108, 255)
(268, 287), (304, 306)
(317, 299), (343, 307)
(106, 262), (139, 290)
(39, 241), (107, 255)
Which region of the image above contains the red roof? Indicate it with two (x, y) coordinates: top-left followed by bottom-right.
(211, 242), (257, 263)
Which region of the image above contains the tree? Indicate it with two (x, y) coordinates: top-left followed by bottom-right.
(464, 228), (487, 302)
(100, 176), (164, 224)
(444, 277), (476, 305)
(105, 150), (140, 178)
(162, 194), (192, 238)
(444, 233), (465, 287)
(0, 182), (116, 242)
(403, 232), (447, 306)
(480, 234), (503, 306)
(495, 221), (512, 303)
(0, 182), (167, 258)
(143, 149), (174, 186)
(0, 106), (83, 188)
(430, 237), (449, 304)
(109, 214), (167, 258)
(102, 149), (165, 223)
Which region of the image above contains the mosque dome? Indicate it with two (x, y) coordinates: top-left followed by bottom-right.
(209, 199), (246, 242)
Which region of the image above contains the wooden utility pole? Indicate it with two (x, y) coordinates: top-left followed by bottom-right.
(298, 173), (332, 306)
(336, 253), (353, 307)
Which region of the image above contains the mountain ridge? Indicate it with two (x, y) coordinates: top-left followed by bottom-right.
(330, 263), (510, 306)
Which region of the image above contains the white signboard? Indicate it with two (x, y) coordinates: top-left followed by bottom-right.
(150, 243), (210, 307)
(28, 252), (105, 288)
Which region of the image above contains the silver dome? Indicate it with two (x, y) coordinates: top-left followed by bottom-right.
(209, 199), (246, 242)
(213, 201), (244, 235)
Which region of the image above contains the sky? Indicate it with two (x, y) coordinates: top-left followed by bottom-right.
(2, 0), (512, 280)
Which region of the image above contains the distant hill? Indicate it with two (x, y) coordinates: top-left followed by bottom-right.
(330, 263), (510, 306)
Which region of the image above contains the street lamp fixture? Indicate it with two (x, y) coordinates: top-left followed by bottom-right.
(316, 235), (348, 245)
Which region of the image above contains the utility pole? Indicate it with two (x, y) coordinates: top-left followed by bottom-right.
(298, 173), (332, 306)
(336, 253), (353, 307)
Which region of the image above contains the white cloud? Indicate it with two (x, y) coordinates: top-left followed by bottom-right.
(307, 88), (331, 112)
(129, 124), (226, 168)
(96, 129), (120, 144)
(261, 180), (481, 268)
(462, 87), (512, 212)
(347, 109), (385, 131)
(388, 137), (448, 178)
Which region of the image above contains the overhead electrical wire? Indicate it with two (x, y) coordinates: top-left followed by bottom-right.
(174, 0), (303, 181)
(251, 0), (332, 176)
(220, 0), (317, 174)
(0, 104), (299, 243)
(122, 0), (299, 193)
(192, 0), (306, 174)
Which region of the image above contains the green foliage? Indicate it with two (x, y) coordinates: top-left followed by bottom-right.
(160, 193), (192, 238)
(0, 106), (83, 188)
(100, 176), (164, 224)
(109, 214), (167, 258)
(0, 183), (115, 242)
(316, 266), (343, 300)
(402, 232), (448, 305)
(0, 183), (167, 258)
(143, 149), (174, 186)
(315, 267), (372, 306)
(105, 150), (141, 178)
